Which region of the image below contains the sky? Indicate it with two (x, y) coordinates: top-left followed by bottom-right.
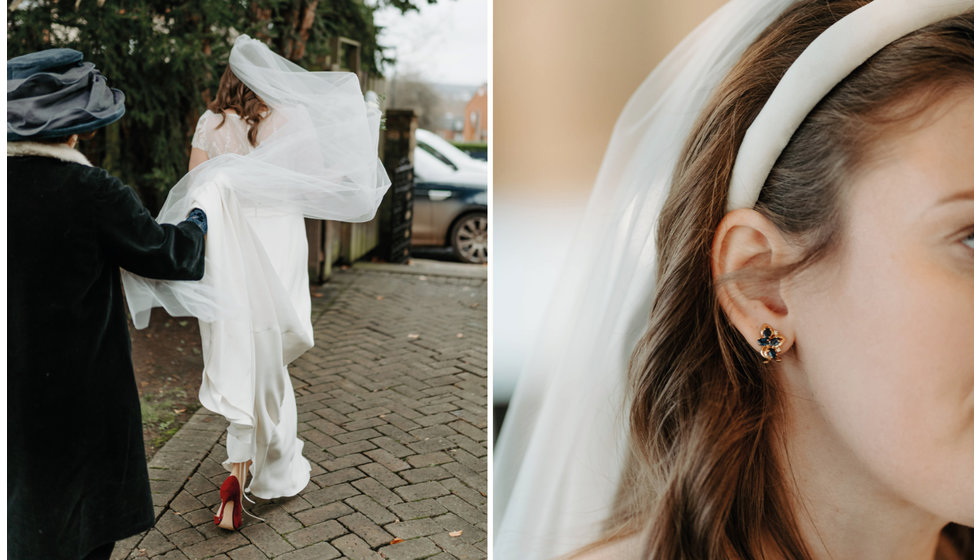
(373, 0), (488, 87)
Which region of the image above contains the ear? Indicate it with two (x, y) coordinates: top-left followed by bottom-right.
(711, 208), (796, 352)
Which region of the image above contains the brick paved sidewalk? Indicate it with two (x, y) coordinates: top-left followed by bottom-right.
(114, 263), (488, 560)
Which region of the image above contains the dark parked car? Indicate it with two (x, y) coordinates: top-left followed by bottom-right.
(412, 135), (488, 264)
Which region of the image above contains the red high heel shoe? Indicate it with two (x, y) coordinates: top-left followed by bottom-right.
(214, 474), (242, 530)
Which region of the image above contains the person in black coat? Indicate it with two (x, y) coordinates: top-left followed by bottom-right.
(7, 49), (209, 560)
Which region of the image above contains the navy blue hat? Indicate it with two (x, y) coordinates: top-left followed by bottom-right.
(7, 48), (126, 141)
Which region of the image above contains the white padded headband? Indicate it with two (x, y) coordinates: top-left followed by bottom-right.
(727, 0), (973, 211)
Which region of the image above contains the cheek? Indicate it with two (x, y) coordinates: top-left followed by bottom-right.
(791, 235), (973, 519)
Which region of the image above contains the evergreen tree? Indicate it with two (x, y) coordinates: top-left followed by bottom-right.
(8, 0), (436, 212)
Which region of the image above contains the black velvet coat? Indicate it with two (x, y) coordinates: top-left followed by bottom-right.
(8, 152), (206, 560)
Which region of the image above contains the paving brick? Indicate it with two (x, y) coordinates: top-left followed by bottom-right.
(376, 537), (441, 560)
(352, 476), (404, 508)
(435, 496), (486, 528)
(184, 472), (217, 496)
(338, 512), (394, 548)
(156, 510), (191, 535)
(400, 466), (451, 484)
(180, 530), (248, 558)
(390, 498), (450, 521)
(148, 550), (189, 560)
(375, 424), (417, 445)
(294, 502), (354, 526)
(259, 505), (305, 534)
(384, 518), (443, 539)
(394, 481), (449, 502)
(405, 452), (454, 468)
(344, 494), (398, 525)
(169, 527), (205, 548)
(430, 532), (485, 560)
(302, 481), (358, 508)
(357, 462), (407, 489)
(137, 528), (175, 557)
(179, 507), (214, 527)
(364, 448), (412, 472)
(447, 420), (485, 443)
(320, 452), (372, 471)
(273, 541), (340, 560)
(313, 466), (366, 487)
(446, 448), (486, 473)
(170, 490), (206, 515)
(440, 478), (486, 509)
(284, 519), (346, 548)
(329, 533), (383, 560)
(227, 544), (269, 560)
(431, 514), (483, 543)
(370, 435), (415, 458)
(240, 522), (294, 556)
(335, 427), (384, 444)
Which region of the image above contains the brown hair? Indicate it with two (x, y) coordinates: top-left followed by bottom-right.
(594, 1), (972, 558)
(207, 65), (269, 147)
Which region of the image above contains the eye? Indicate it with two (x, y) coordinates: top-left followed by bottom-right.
(962, 231), (974, 250)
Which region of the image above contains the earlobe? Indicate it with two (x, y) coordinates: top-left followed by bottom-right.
(711, 208), (795, 352)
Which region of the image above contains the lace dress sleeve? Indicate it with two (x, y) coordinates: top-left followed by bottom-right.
(191, 110), (253, 158)
(191, 111), (214, 153)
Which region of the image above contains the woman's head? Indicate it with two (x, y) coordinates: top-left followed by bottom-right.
(208, 65), (268, 146)
(618, 0), (972, 557)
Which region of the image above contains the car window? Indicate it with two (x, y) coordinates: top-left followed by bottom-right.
(418, 142), (457, 170)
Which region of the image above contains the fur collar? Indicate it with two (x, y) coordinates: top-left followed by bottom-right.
(7, 141), (93, 166)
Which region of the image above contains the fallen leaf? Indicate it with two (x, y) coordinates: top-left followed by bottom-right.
(390, 538), (405, 545)
(173, 408), (186, 414)
(407, 333), (420, 340)
(449, 530), (463, 537)
(311, 291), (323, 298)
(456, 333), (464, 338)
(178, 320), (188, 327)
(376, 295), (384, 300)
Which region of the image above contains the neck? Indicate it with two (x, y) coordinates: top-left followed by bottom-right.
(776, 367), (949, 560)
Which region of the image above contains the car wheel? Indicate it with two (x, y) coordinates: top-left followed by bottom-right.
(450, 212), (488, 264)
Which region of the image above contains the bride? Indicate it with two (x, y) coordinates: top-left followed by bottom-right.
(122, 35), (390, 530)
(494, 0), (973, 558)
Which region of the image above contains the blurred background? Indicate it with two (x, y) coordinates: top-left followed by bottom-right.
(492, 0), (728, 437)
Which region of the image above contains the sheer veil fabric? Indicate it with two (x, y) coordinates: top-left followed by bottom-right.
(122, 35), (390, 498)
(493, 1), (796, 557)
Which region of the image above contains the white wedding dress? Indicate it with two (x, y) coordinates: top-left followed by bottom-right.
(189, 109), (313, 498)
(121, 35), (390, 500)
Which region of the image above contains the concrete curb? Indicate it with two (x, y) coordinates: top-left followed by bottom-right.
(353, 259), (487, 280)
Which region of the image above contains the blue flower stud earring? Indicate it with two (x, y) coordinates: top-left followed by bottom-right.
(757, 324), (783, 364)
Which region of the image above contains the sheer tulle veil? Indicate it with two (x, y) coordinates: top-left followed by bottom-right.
(493, 3), (794, 555)
(121, 35), (390, 327)
(493, 0), (971, 557)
